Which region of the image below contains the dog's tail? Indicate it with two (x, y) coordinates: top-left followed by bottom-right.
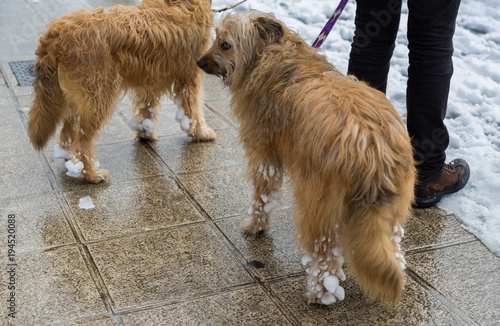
(342, 203), (407, 303)
(28, 30), (66, 150)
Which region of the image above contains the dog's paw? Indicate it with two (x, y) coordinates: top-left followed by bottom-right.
(84, 168), (110, 184)
(303, 251), (347, 305)
(193, 126), (216, 142)
(243, 214), (268, 235)
(128, 116), (158, 141)
(136, 130), (158, 142)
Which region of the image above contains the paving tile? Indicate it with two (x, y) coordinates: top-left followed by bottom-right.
(15, 94), (32, 111)
(120, 286), (290, 326)
(0, 246), (107, 325)
(12, 85), (33, 97)
(46, 140), (166, 191)
(179, 166), (294, 219)
(402, 207), (476, 251)
(0, 193), (75, 253)
(205, 98), (239, 126)
(66, 317), (115, 326)
(406, 241), (500, 325)
(0, 153), (53, 200)
(30, 0), (94, 21)
(154, 128), (244, 174)
(217, 209), (303, 280)
(0, 86), (10, 97)
(269, 275), (468, 325)
(64, 175), (203, 241)
(0, 120), (34, 157)
(201, 75), (231, 101)
(178, 166), (251, 219)
(0, 97), (21, 124)
(87, 223), (253, 310)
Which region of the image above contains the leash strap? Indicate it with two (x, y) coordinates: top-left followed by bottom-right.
(311, 0), (348, 48)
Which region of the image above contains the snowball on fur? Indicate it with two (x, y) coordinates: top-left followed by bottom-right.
(127, 116), (139, 131)
(142, 118), (155, 136)
(65, 159), (84, 178)
(334, 286), (345, 301)
(323, 275), (339, 293)
(321, 291), (337, 305)
(180, 116), (190, 132)
(54, 143), (69, 159)
(176, 108), (185, 122)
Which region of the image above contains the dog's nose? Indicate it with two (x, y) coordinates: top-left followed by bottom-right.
(197, 59), (206, 71)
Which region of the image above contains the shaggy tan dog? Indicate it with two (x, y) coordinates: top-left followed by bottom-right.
(198, 10), (415, 305)
(28, 0), (215, 183)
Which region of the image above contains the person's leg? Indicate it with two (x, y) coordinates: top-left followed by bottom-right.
(348, 0), (402, 93)
(406, 0), (460, 182)
(407, 0), (469, 208)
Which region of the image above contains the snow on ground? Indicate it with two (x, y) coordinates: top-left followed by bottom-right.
(211, 0), (500, 255)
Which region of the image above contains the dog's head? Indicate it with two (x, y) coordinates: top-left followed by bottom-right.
(197, 10), (284, 87)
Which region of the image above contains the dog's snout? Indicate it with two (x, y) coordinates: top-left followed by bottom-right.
(197, 58), (207, 71)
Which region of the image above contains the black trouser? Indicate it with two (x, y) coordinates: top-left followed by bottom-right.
(348, 0), (461, 182)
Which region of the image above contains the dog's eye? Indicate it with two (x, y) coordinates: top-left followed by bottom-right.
(221, 42), (232, 51)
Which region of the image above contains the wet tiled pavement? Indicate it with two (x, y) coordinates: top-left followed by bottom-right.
(1, 1), (499, 325)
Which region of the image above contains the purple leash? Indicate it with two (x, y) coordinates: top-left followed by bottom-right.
(312, 0), (349, 48)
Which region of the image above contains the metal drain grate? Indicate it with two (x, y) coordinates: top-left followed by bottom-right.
(9, 60), (35, 86)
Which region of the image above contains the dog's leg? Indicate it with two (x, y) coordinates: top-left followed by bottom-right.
(128, 92), (161, 141)
(293, 180), (348, 305)
(173, 72), (216, 141)
(65, 114), (110, 184)
(300, 226), (347, 305)
(54, 115), (77, 159)
(243, 162), (284, 235)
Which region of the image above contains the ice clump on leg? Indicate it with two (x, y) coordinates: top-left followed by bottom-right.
(127, 115), (139, 132)
(180, 116), (191, 132)
(141, 118), (154, 137)
(392, 223), (406, 270)
(54, 143), (69, 159)
(174, 96), (193, 134)
(128, 110), (156, 139)
(65, 156), (84, 178)
(304, 238), (346, 305)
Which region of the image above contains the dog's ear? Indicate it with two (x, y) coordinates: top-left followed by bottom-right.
(253, 16), (283, 45)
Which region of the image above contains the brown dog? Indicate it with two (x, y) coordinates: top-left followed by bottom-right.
(28, 0), (216, 183)
(198, 10), (416, 304)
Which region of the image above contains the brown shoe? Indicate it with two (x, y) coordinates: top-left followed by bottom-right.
(414, 159), (470, 208)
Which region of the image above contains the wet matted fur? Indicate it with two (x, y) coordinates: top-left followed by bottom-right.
(198, 10), (416, 304)
(28, 0), (215, 183)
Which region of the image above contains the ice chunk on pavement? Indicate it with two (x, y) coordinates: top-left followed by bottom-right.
(54, 143), (69, 159)
(78, 196), (95, 210)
